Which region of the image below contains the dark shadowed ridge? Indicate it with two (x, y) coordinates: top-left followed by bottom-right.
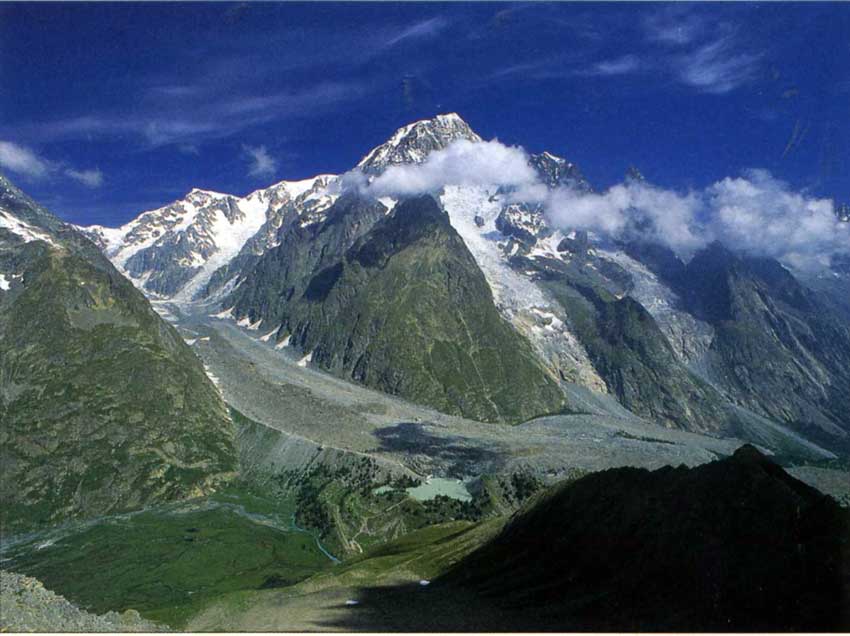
(321, 445), (849, 632)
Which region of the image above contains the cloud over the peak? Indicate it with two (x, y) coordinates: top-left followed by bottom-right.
(706, 170), (847, 271)
(365, 139), (536, 196)
(347, 138), (848, 273)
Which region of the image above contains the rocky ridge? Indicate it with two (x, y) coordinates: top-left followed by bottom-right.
(0, 571), (165, 632)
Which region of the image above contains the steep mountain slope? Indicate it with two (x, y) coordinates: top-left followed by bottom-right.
(670, 243), (850, 452)
(440, 184), (736, 435)
(226, 195), (565, 423)
(320, 446), (848, 632)
(0, 175), (236, 533)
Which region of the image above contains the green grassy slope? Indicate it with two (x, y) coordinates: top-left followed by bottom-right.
(0, 174), (236, 533)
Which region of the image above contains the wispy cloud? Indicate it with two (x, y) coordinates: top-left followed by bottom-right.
(483, 7), (759, 95)
(675, 37), (761, 94)
(383, 16), (448, 49)
(64, 168), (104, 188)
(642, 7), (763, 94)
(243, 145), (277, 178)
(579, 54), (645, 77)
(643, 7), (705, 46)
(11, 82), (366, 149)
(0, 141), (51, 179)
(0, 140), (103, 187)
(2, 12), (450, 152)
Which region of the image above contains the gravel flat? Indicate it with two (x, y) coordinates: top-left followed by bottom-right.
(171, 303), (751, 480)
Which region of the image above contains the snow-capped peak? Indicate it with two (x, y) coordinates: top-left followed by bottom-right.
(187, 187), (230, 200)
(541, 151), (567, 164)
(356, 112), (482, 174)
(78, 173), (340, 301)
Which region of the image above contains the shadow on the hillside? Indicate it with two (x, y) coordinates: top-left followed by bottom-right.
(311, 581), (534, 632)
(372, 422), (506, 477)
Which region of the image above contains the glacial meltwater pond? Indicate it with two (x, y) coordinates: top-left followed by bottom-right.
(406, 477), (473, 502)
(373, 477), (473, 502)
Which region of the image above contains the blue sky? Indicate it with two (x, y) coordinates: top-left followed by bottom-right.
(1, 2), (848, 226)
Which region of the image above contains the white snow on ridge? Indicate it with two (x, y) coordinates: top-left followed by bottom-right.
(203, 363), (222, 392)
(0, 274), (10, 291)
(171, 195), (268, 302)
(0, 209), (57, 246)
(212, 307), (234, 320)
(275, 335), (291, 349)
(378, 196), (398, 214)
(260, 328), (278, 342)
(81, 175), (339, 302)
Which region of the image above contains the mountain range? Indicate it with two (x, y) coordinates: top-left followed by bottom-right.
(2, 112), (848, 633)
(74, 113), (850, 457)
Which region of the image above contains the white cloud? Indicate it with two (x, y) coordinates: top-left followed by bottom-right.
(675, 37), (761, 94)
(65, 167), (103, 188)
(0, 140), (104, 188)
(366, 139), (537, 196)
(384, 16), (448, 49)
(541, 169), (847, 272)
(243, 145), (277, 178)
(0, 141), (51, 178)
(643, 8), (705, 46)
(706, 170), (847, 271)
(580, 55), (644, 77)
(345, 138), (847, 273)
(542, 181), (706, 256)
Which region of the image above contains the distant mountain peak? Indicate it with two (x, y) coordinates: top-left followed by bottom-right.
(529, 151), (590, 191)
(357, 112), (482, 174)
(625, 166), (646, 183)
(186, 187), (230, 200)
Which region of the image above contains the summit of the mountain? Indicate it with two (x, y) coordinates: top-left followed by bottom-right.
(356, 113), (482, 174)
